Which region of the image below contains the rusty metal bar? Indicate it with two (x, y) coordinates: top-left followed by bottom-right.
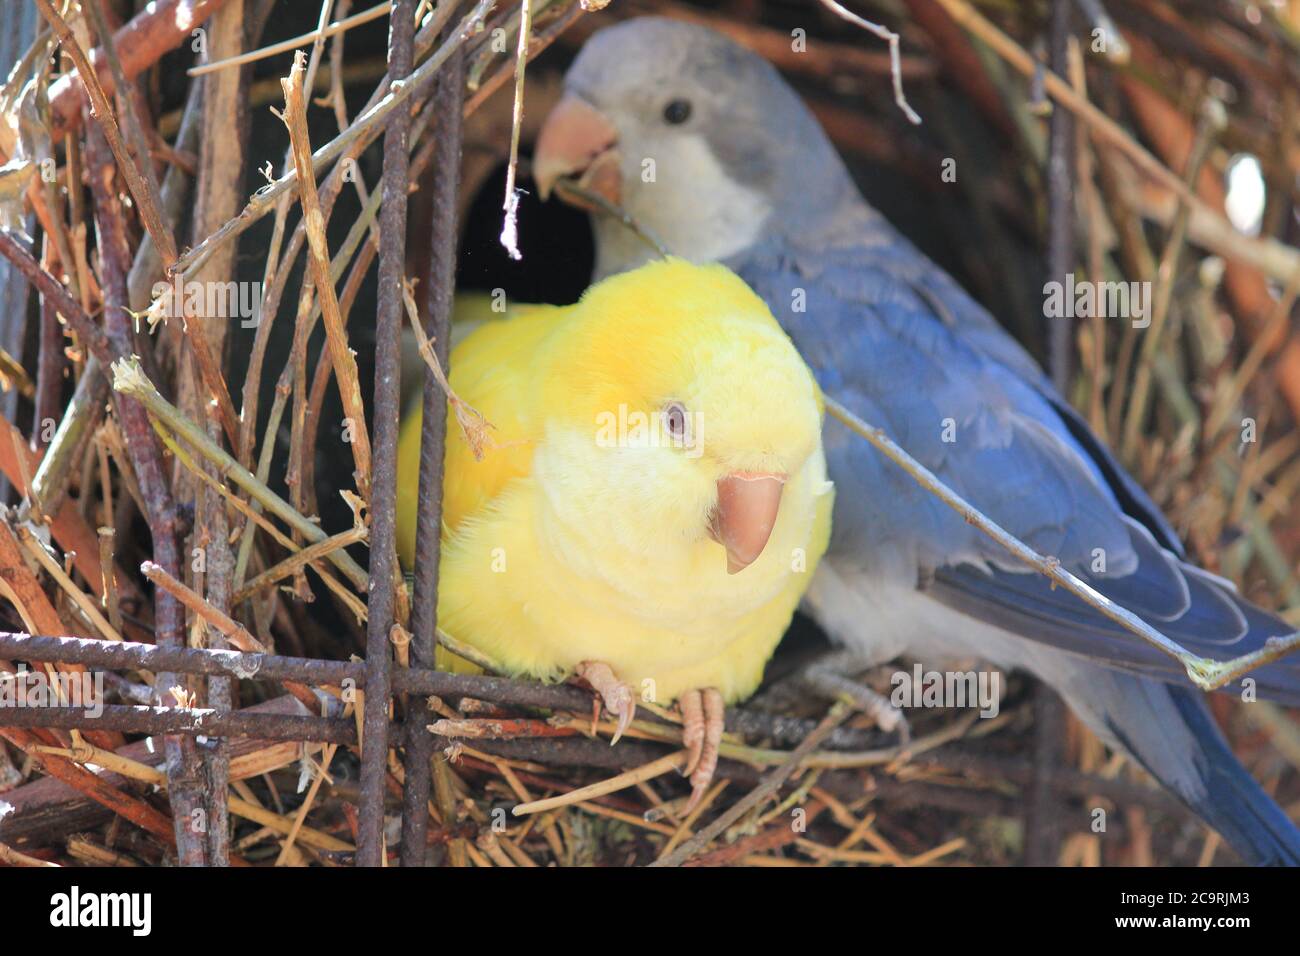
(0, 703), (355, 743)
(401, 40), (466, 868)
(0, 633), (886, 749)
(357, 0), (418, 868)
(0, 633), (594, 709)
(0, 633), (355, 684)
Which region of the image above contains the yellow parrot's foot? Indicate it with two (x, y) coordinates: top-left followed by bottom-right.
(574, 660), (636, 745)
(679, 687), (725, 814)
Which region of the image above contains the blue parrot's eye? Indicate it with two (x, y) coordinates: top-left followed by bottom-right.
(662, 99), (692, 125)
(663, 402), (689, 440)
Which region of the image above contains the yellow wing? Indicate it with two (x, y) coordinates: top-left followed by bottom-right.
(396, 303), (558, 566)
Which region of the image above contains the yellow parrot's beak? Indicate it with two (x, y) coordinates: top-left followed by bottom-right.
(709, 472), (787, 574)
(533, 94), (622, 206)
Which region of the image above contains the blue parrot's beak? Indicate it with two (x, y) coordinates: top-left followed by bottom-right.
(534, 93), (621, 205)
(708, 472), (787, 574)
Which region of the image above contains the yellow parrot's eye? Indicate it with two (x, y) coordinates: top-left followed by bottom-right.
(663, 401), (689, 442)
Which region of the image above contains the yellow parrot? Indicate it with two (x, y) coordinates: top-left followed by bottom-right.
(397, 258), (833, 807)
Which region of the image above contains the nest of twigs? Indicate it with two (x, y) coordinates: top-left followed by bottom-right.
(0, 0), (1298, 868)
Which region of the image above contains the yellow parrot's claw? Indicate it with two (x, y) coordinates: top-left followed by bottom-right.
(679, 687), (724, 814)
(611, 701), (635, 746)
(680, 689), (705, 777)
(575, 660), (636, 745)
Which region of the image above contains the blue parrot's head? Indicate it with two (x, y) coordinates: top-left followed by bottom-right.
(533, 17), (858, 278)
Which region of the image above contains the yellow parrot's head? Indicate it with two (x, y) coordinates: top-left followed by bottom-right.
(539, 258), (823, 574)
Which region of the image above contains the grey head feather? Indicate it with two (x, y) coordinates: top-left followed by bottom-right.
(565, 17), (862, 244)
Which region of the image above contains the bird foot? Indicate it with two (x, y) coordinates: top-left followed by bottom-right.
(574, 660), (636, 744)
(679, 687), (725, 814)
(802, 652), (910, 742)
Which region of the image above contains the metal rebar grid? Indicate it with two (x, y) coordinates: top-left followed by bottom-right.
(2, 628), (1208, 861)
(0, 632), (886, 748)
(400, 40), (466, 868)
(0, 703), (356, 743)
(356, 0), (418, 869)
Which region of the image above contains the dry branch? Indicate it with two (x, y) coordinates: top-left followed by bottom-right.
(279, 51), (372, 497)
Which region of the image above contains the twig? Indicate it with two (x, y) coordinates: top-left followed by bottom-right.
(32, 81), (202, 522)
(109, 357), (370, 593)
(80, 0), (168, 243)
(188, 1), (393, 76)
(38, 1), (217, 333)
(1121, 98), (1226, 460)
(0, 727), (178, 847)
(430, 717), (579, 739)
(85, 116), (205, 867)
(97, 528), (122, 632)
(933, 0), (1300, 290)
(46, 0), (232, 138)
(172, 0), (496, 280)
(1207, 265), (1300, 438)
(0, 521), (67, 637)
(231, 526), (367, 605)
(33, 274), (64, 455)
(140, 562), (265, 654)
(553, 177), (670, 258)
(149, 416), (369, 624)
(280, 50), (372, 497)
(511, 751), (688, 816)
(498, 0), (533, 259)
(188, 0), (250, 866)
(650, 702), (851, 867)
(14, 524), (123, 644)
(275, 743), (338, 865)
(462, 0), (585, 116)
(0, 842), (59, 867)
(278, 0), (349, 545)
(0, 233), (114, 366)
(402, 279), (495, 459)
(817, 0), (921, 125)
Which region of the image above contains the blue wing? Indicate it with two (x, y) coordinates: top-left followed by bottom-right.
(731, 226), (1300, 703)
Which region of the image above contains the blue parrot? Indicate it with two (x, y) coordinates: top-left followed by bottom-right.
(532, 16), (1300, 864)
